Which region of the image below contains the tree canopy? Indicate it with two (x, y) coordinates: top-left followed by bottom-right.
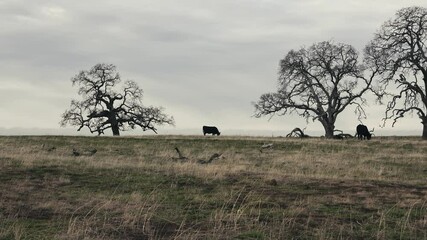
(60, 63), (174, 136)
(365, 6), (427, 139)
(254, 41), (375, 138)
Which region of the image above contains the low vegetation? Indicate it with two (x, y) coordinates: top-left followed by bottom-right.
(0, 135), (426, 239)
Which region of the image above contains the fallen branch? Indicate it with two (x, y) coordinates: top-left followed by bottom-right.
(72, 148), (97, 156)
(198, 153), (222, 164)
(286, 128), (309, 138)
(260, 143), (273, 153)
(333, 129), (354, 139)
(172, 147), (222, 164)
(42, 144), (56, 152)
(172, 147), (188, 161)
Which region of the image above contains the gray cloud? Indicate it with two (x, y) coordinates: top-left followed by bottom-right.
(0, 0), (426, 136)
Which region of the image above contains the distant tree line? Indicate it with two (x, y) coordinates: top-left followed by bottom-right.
(254, 6), (427, 140)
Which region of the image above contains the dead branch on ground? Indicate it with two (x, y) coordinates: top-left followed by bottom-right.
(286, 128), (310, 138)
(172, 147), (188, 161)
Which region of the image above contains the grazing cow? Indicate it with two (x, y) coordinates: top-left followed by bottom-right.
(203, 126), (220, 136)
(356, 124), (372, 140)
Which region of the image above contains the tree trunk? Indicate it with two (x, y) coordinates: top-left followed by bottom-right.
(109, 113), (120, 136)
(320, 120), (335, 138)
(422, 118), (427, 140)
(324, 126), (334, 138)
(112, 124), (120, 136)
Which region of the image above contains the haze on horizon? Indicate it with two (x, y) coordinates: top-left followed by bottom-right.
(1, 0), (426, 137)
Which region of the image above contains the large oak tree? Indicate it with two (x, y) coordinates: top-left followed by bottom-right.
(254, 41), (376, 138)
(61, 63), (174, 136)
(364, 6), (427, 139)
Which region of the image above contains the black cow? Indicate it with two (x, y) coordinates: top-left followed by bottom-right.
(203, 126), (220, 136)
(356, 124), (372, 140)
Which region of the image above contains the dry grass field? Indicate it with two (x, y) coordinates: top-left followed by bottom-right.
(0, 135), (426, 239)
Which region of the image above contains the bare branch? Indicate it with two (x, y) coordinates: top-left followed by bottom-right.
(365, 6), (427, 138)
(254, 41), (374, 138)
(61, 63), (174, 136)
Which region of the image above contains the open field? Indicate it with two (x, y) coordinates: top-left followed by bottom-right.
(0, 135), (426, 239)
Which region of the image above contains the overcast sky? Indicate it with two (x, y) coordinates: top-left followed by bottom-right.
(0, 0), (426, 136)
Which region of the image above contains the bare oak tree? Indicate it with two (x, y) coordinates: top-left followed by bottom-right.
(60, 63), (174, 136)
(364, 6), (427, 139)
(254, 41), (376, 138)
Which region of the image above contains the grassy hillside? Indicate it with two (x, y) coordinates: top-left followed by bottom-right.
(0, 135), (426, 239)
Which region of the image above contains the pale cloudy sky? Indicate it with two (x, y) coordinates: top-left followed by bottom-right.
(0, 0), (426, 136)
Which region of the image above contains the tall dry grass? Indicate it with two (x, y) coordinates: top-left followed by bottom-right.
(0, 135), (426, 239)
(2, 136), (425, 184)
